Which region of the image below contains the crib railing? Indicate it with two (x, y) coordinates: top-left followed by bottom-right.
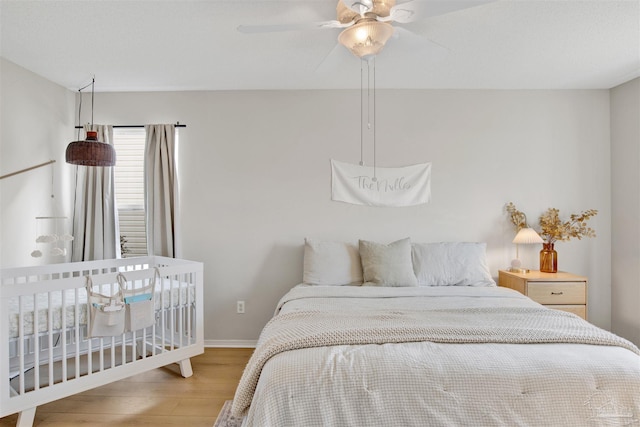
(1, 256), (204, 427)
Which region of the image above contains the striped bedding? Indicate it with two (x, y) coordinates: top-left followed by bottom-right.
(234, 285), (640, 426)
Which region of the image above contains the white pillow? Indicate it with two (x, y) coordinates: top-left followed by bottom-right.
(359, 238), (418, 287)
(412, 242), (496, 287)
(303, 239), (363, 285)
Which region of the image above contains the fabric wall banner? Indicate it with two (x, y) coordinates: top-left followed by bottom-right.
(331, 159), (431, 207)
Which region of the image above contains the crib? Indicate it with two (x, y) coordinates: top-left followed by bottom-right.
(0, 256), (204, 427)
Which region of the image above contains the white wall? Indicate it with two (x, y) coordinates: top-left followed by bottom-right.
(0, 63), (612, 340)
(611, 77), (640, 346)
(0, 59), (75, 268)
(92, 88), (611, 343)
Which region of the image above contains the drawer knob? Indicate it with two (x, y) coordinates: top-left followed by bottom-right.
(551, 291), (564, 295)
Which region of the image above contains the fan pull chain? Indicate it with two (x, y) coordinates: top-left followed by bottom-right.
(372, 57), (377, 182)
(359, 58), (378, 181)
(360, 59), (364, 166)
(367, 60), (371, 131)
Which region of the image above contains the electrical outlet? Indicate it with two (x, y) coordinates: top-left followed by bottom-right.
(237, 300), (245, 314)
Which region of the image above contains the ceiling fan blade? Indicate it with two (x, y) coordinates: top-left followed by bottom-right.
(377, 0), (417, 24)
(237, 20), (352, 34)
(388, 26), (450, 56)
(381, 0), (497, 24)
(314, 42), (348, 74)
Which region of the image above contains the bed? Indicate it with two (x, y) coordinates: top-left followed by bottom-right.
(1, 256), (204, 427)
(232, 238), (640, 426)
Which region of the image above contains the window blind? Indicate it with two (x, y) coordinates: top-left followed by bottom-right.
(113, 128), (147, 257)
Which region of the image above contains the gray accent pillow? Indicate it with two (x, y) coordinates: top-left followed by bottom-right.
(303, 238), (363, 285)
(359, 238), (418, 287)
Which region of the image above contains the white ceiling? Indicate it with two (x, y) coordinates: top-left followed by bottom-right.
(1, 0), (639, 92)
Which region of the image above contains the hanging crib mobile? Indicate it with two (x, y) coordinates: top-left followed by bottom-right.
(31, 216), (74, 258)
(0, 159), (74, 260)
(29, 160), (74, 258)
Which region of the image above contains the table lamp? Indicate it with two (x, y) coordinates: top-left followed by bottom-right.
(510, 227), (544, 273)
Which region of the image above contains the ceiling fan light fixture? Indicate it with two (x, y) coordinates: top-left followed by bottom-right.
(369, 0), (395, 18)
(337, 1), (358, 23)
(338, 20), (394, 59)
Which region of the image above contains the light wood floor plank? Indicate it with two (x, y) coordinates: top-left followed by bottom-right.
(0, 348), (253, 427)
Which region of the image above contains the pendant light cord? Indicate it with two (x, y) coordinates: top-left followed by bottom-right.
(76, 77), (95, 137)
(76, 89), (82, 140)
(71, 76), (94, 255)
(50, 161), (55, 200)
(91, 77), (95, 127)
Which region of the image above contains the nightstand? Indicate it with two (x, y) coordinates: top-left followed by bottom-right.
(498, 270), (588, 320)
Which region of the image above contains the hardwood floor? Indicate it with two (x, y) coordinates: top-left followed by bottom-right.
(0, 348), (254, 427)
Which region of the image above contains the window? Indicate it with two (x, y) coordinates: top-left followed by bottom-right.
(113, 128), (147, 257)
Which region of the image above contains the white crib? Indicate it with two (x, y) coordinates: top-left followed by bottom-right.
(0, 257), (204, 427)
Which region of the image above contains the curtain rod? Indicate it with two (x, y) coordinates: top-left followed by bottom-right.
(74, 123), (186, 129)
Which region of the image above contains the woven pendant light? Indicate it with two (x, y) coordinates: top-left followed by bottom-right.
(65, 78), (116, 167)
(65, 130), (116, 166)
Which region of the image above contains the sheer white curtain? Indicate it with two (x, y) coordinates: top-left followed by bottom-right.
(145, 124), (181, 257)
(71, 124), (121, 261)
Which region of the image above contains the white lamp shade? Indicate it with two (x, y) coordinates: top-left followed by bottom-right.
(338, 20), (394, 59)
(512, 227), (544, 244)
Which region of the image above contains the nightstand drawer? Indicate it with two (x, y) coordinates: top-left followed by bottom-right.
(528, 282), (586, 305)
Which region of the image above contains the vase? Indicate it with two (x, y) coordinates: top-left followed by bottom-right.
(540, 242), (558, 273)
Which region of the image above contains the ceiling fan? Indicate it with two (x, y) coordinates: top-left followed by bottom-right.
(238, 0), (495, 60)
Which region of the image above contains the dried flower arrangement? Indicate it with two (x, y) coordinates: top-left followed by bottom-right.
(505, 202), (527, 231)
(505, 202), (598, 244)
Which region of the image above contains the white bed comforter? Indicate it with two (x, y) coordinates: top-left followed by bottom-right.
(234, 285), (640, 426)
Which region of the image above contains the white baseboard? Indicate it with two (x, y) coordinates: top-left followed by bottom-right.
(205, 339), (257, 348)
